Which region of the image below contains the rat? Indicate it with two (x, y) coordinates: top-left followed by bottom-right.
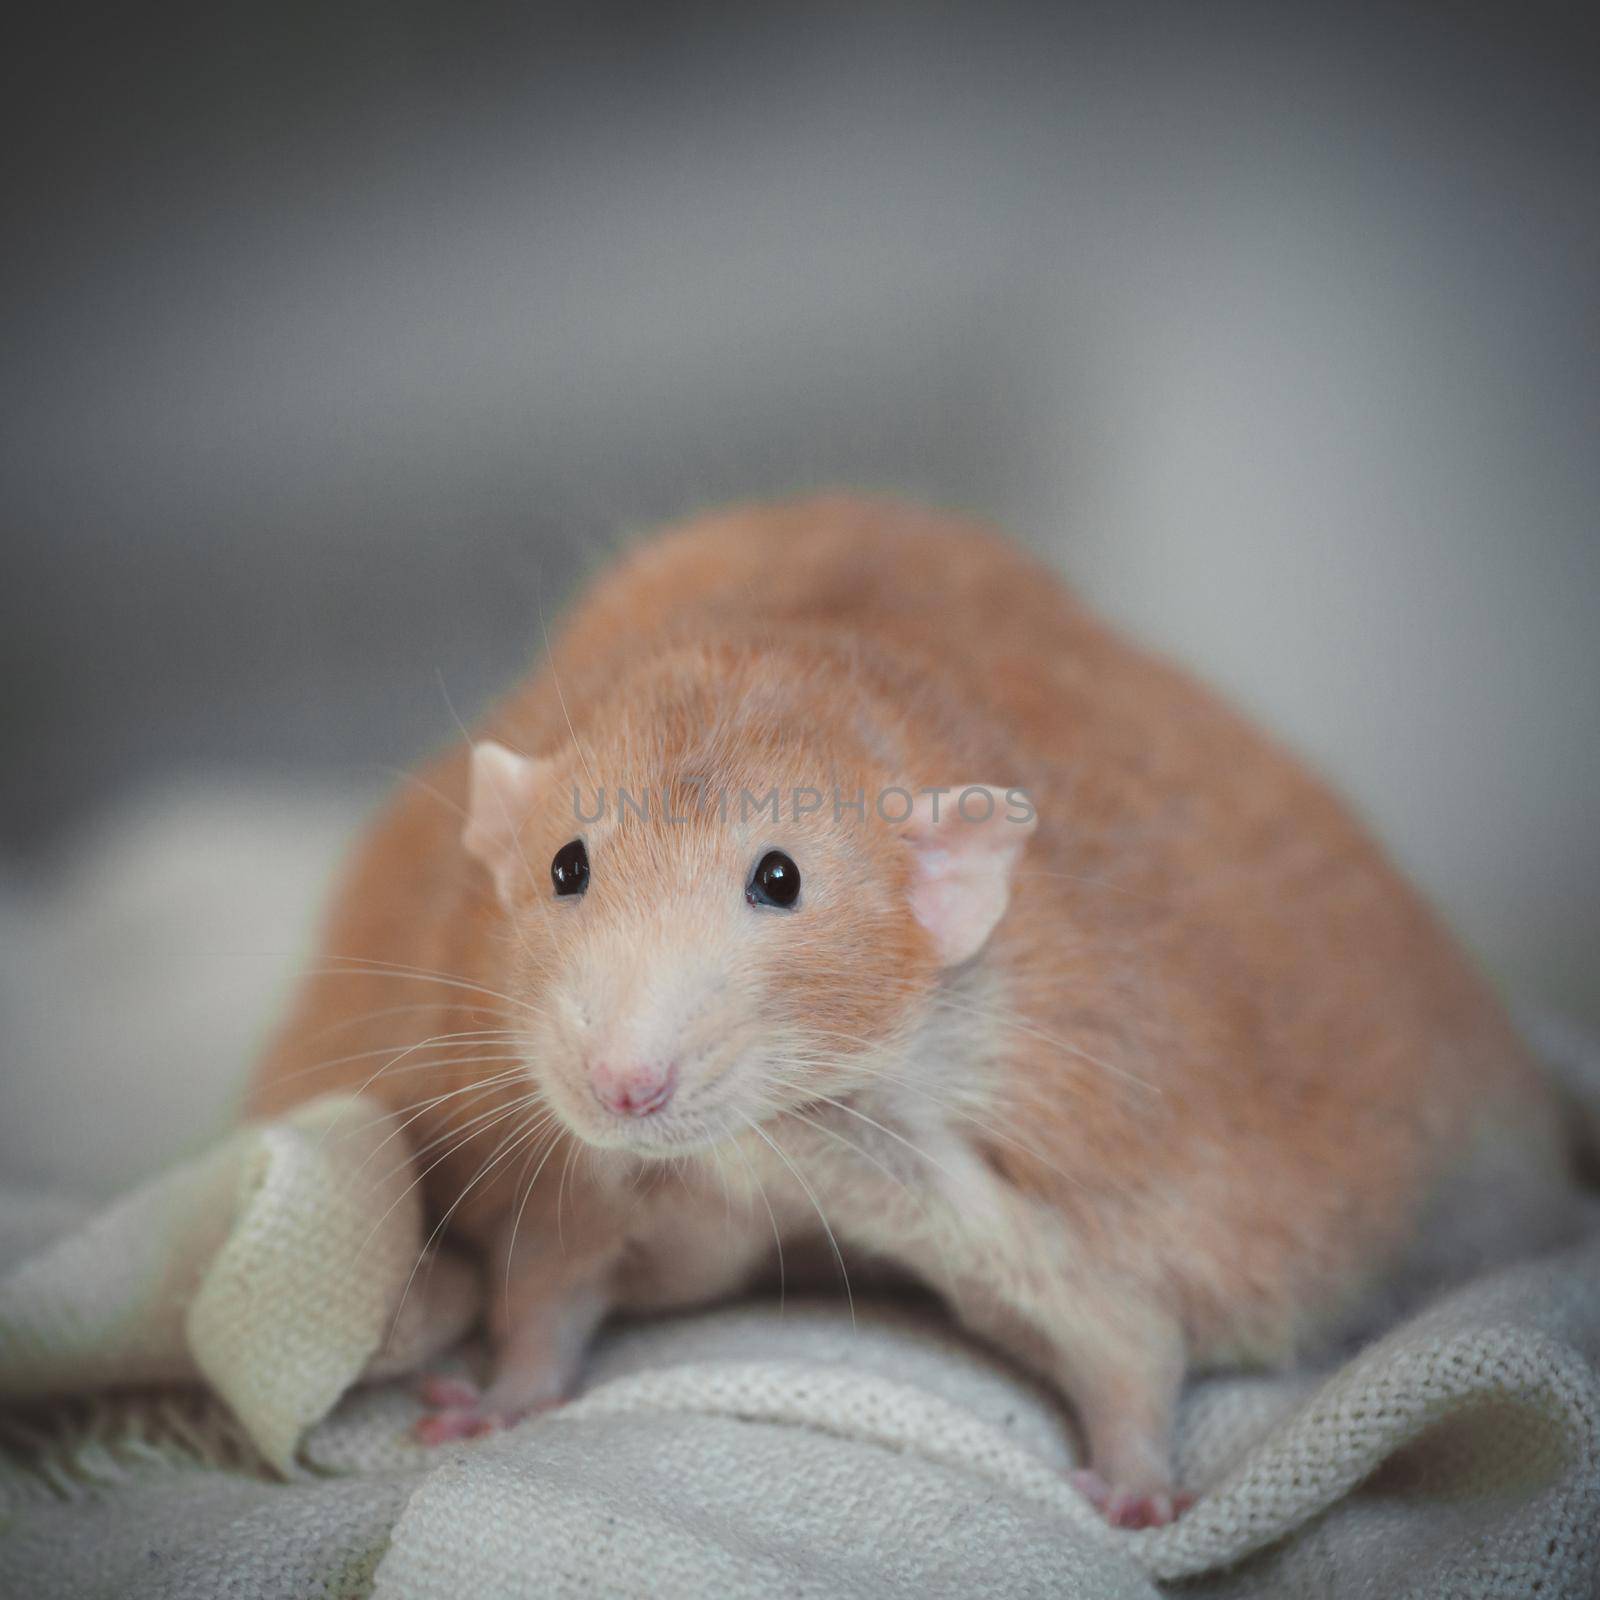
(247, 494), (1578, 1527)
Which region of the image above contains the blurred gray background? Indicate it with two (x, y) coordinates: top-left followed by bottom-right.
(3, 0), (1597, 1042)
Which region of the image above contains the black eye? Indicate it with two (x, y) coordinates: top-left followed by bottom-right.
(551, 839), (589, 897)
(747, 849), (801, 909)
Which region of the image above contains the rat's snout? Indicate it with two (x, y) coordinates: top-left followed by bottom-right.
(589, 1057), (679, 1118)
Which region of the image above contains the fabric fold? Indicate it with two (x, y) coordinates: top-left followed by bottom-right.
(2, 1082), (1598, 1597)
(0, 1095), (476, 1475)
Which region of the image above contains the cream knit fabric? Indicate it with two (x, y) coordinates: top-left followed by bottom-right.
(2, 1067), (1597, 1599)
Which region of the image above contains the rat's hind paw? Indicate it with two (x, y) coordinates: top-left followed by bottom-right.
(1069, 1469), (1193, 1529)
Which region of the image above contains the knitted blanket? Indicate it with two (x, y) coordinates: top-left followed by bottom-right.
(2, 1015), (1598, 1599)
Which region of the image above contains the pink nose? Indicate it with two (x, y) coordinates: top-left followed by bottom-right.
(590, 1060), (678, 1117)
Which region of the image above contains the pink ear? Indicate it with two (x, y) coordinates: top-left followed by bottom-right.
(902, 786), (1036, 967)
(462, 741), (548, 904)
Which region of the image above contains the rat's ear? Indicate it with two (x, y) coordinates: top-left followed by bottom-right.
(462, 740), (549, 904)
(900, 786), (1036, 968)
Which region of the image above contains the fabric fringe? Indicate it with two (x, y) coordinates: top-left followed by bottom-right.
(0, 1388), (274, 1511)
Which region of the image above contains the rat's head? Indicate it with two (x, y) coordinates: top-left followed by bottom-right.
(460, 671), (1034, 1157)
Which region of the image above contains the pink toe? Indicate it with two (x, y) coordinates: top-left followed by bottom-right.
(413, 1409), (476, 1446)
(1100, 1488), (1184, 1529)
(414, 1405), (514, 1445)
(1105, 1490), (1139, 1527)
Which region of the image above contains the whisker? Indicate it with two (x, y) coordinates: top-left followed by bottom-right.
(296, 1000), (518, 1048)
(767, 1078), (962, 1187)
(776, 1101), (959, 1284)
(769, 1036), (1091, 1193)
(706, 1138), (736, 1233)
(555, 1137), (580, 1255)
(333, 1055), (533, 1151)
(728, 1122), (785, 1311)
(538, 592), (600, 797)
(357, 1067), (537, 1182)
(387, 1107), (552, 1351)
(353, 1093), (544, 1268)
(268, 1030), (524, 1091)
(919, 992), (1157, 1094)
(742, 1114), (854, 1330)
(308, 956), (551, 1022)
(502, 1123), (569, 1319)
(777, 1101), (918, 1199)
(315, 1033), (528, 1151)
(361, 761), (473, 829)
(365, 1100), (539, 1199)
(857, 977), (1156, 1095)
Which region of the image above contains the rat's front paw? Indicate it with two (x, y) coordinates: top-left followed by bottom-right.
(410, 1373), (561, 1446)
(413, 1404), (508, 1445)
(1069, 1469), (1193, 1529)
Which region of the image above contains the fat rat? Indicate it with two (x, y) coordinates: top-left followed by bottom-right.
(249, 495), (1576, 1526)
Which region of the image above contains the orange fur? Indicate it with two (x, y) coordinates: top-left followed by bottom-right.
(247, 495), (1576, 1511)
